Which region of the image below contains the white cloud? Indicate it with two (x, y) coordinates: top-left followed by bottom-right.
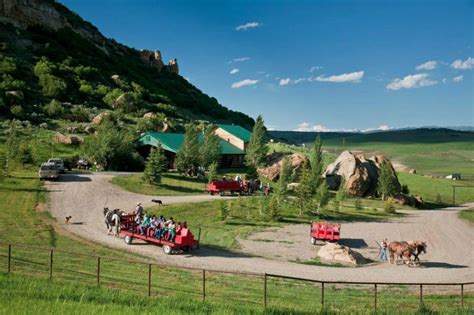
(309, 66), (323, 73)
(314, 71), (364, 83)
(184, 77), (191, 82)
(231, 79), (259, 89)
(294, 122), (392, 133)
(450, 57), (474, 70)
(453, 75), (464, 82)
(229, 68), (239, 74)
(442, 78), (447, 84)
(415, 60), (437, 70)
(386, 73), (437, 90)
(279, 78), (290, 86)
(228, 57), (250, 64)
(293, 78), (306, 84)
(235, 22), (261, 31)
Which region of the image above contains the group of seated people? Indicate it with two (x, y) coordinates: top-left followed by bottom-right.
(135, 214), (187, 243)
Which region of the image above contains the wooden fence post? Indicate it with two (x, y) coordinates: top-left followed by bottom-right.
(321, 282), (325, 308)
(97, 257), (100, 286)
(148, 264), (152, 297)
(7, 244), (11, 273)
(419, 284), (423, 306)
(202, 270), (206, 302)
(49, 249), (53, 280)
(452, 186), (456, 204)
(263, 273), (267, 309)
(461, 284), (464, 308)
(374, 284), (377, 312)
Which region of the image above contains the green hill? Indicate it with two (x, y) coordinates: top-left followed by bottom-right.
(0, 0), (253, 129)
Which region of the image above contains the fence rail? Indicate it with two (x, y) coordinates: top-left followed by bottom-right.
(0, 242), (472, 313)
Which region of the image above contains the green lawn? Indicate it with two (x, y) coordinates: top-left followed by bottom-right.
(112, 173), (208, 196)
(459, 209), (474, 224)
(398, 173), (474, 206)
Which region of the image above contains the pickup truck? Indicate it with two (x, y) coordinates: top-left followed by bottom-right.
(39, 162), (59, 180)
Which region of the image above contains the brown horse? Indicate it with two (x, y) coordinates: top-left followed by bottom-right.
(408, 240), (427, 263)
(388, 241), (415, 264)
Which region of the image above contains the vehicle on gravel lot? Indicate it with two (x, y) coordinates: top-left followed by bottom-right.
(119, 214), (200, 255)
(310, 222), (341, 245)
(47, 158), (65, 173)
(39, 162), (59, 180)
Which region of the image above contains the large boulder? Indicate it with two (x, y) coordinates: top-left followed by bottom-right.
(92, 112), (110, 125)
(55, 132), (83, 146)
(391, 194), (424, 207)
(324, 150), (400, 197)
(317, 243), (366, 266)
(257, 153), (307, 182)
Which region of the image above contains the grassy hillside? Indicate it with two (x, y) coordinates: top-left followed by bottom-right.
(0, 2), (253, 129)
(269, 129), (474, 177)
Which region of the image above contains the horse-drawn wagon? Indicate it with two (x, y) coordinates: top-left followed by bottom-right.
(206, 180), (243, 196)
(310, 222), (341, 245)
(119, 214), (200, 255)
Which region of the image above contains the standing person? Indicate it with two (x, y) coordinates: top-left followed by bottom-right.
(135, 202), (144, 222)
(379, 238), (388, 261)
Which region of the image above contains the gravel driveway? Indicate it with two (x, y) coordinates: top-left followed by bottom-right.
(45, 173), (474, 284)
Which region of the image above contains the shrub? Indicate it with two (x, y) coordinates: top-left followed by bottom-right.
(43, 99), (64, 117)
(401, 184), (410, 194)
(10, 105), (23, 116)
(206, 162), (218, 184)
(0, 54), (16, 74)
(219, 200), (230, 221)
(38, 74), (67, 97)
(384, 201), (396, 214)
(354, 198), (363, 211)
(268, 196), (281, 221)
(79, 82), (94, 95)
(102, 88), (124, 107)
(435, 193), (442, 204)
(19, 145), (34, 165)
(0, 74), (25, 90)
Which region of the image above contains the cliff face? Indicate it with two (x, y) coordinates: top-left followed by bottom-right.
(0, 0), (179, 73)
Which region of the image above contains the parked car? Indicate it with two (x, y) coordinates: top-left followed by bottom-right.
(77, 157), (91, 170)
(39, 162), (59, 180)
(48, 158), (65, 173)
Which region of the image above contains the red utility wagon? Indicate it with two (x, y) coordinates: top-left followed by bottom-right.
(119, 214), (200, 254)
(310, 222), (341, 245)
(206, 180), (242, 196)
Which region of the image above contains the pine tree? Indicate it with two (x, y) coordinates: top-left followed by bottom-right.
(377, 161), (399, 200)
(143, 147), (165, 185)
(333, 179), (347, 212)
(0, 152), (8, 181)
(315, 182), (330, 215)
(295, 161), (313, 216)
(176, 123), (200, 173)
(207, 162), (218, 184)
(309, 134), (324, 191)
(245, 115), (268, 169)
(275, 156), (292, 204)
(199, 124), (221, 168)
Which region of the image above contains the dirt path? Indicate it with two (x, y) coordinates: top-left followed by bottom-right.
(46, 173), (474, 283)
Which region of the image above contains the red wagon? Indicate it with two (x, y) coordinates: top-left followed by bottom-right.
(206, 180), (242, 196)
(310, 222), (341, 245)
(119, 214), (200, 255)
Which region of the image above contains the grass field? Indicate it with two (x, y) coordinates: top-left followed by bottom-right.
(459, 208), (474, 224)
(112, 173), (208, 196)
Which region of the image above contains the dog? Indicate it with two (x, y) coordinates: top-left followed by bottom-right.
(151, 199), (163, 206)
(65, 216), (72, 224)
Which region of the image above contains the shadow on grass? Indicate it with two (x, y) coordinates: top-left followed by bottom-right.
(162, 173), (206, 185)
(158, 184), (203, 194)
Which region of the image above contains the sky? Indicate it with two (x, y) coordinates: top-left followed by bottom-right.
(60, 0), (473, 131)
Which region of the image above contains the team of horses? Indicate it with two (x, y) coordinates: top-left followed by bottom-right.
(103, 207), (127, 236)
(388, 240), (428, 266)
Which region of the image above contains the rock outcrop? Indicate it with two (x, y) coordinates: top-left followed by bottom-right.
(54, 132), (83, 145)
(257, 152), (307, 181)
(324, 150), (401, 197)
(92, 112), (110, 125)
(391, 194), (423, 207)
(139, 50), (179, 74)
(317, 243), (366, 266)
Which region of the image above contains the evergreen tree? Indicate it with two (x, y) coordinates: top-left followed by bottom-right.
(175, 123), (200, 173)
(377, 161), (399, 200)
(315, 182), (330, 215)
(245, 115), (268, 169)
(309, 134), (324, 190)
(143, 147), (165, 185)
(199, 124), (221, 168)
(275, 156), (292, 204)
(268, 196), (281, 221)
(0, 152), (8, 180)
(295, 161), (313, 216)
(333, 179), (347, 212)
(207, 162), (218, 184)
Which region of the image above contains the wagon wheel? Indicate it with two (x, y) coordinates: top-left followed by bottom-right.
(163, 245), (173, 255)
(124, 235), (133, 245)
(310, 237), (317, 245)
(219, 191), (225, 197)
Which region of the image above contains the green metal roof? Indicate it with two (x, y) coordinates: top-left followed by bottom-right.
(138, 132), (245, 155)
(216, 124), (252, 143)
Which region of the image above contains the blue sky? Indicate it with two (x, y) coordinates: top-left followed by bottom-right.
(60, 0), (473, 131)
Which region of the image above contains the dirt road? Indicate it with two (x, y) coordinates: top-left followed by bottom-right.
(46, 173), (474, 283)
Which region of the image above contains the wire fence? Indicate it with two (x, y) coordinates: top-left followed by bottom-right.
(0, 242), (472, 313)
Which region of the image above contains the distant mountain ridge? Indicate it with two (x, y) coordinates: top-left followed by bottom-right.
(0, 0), (254, 128)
